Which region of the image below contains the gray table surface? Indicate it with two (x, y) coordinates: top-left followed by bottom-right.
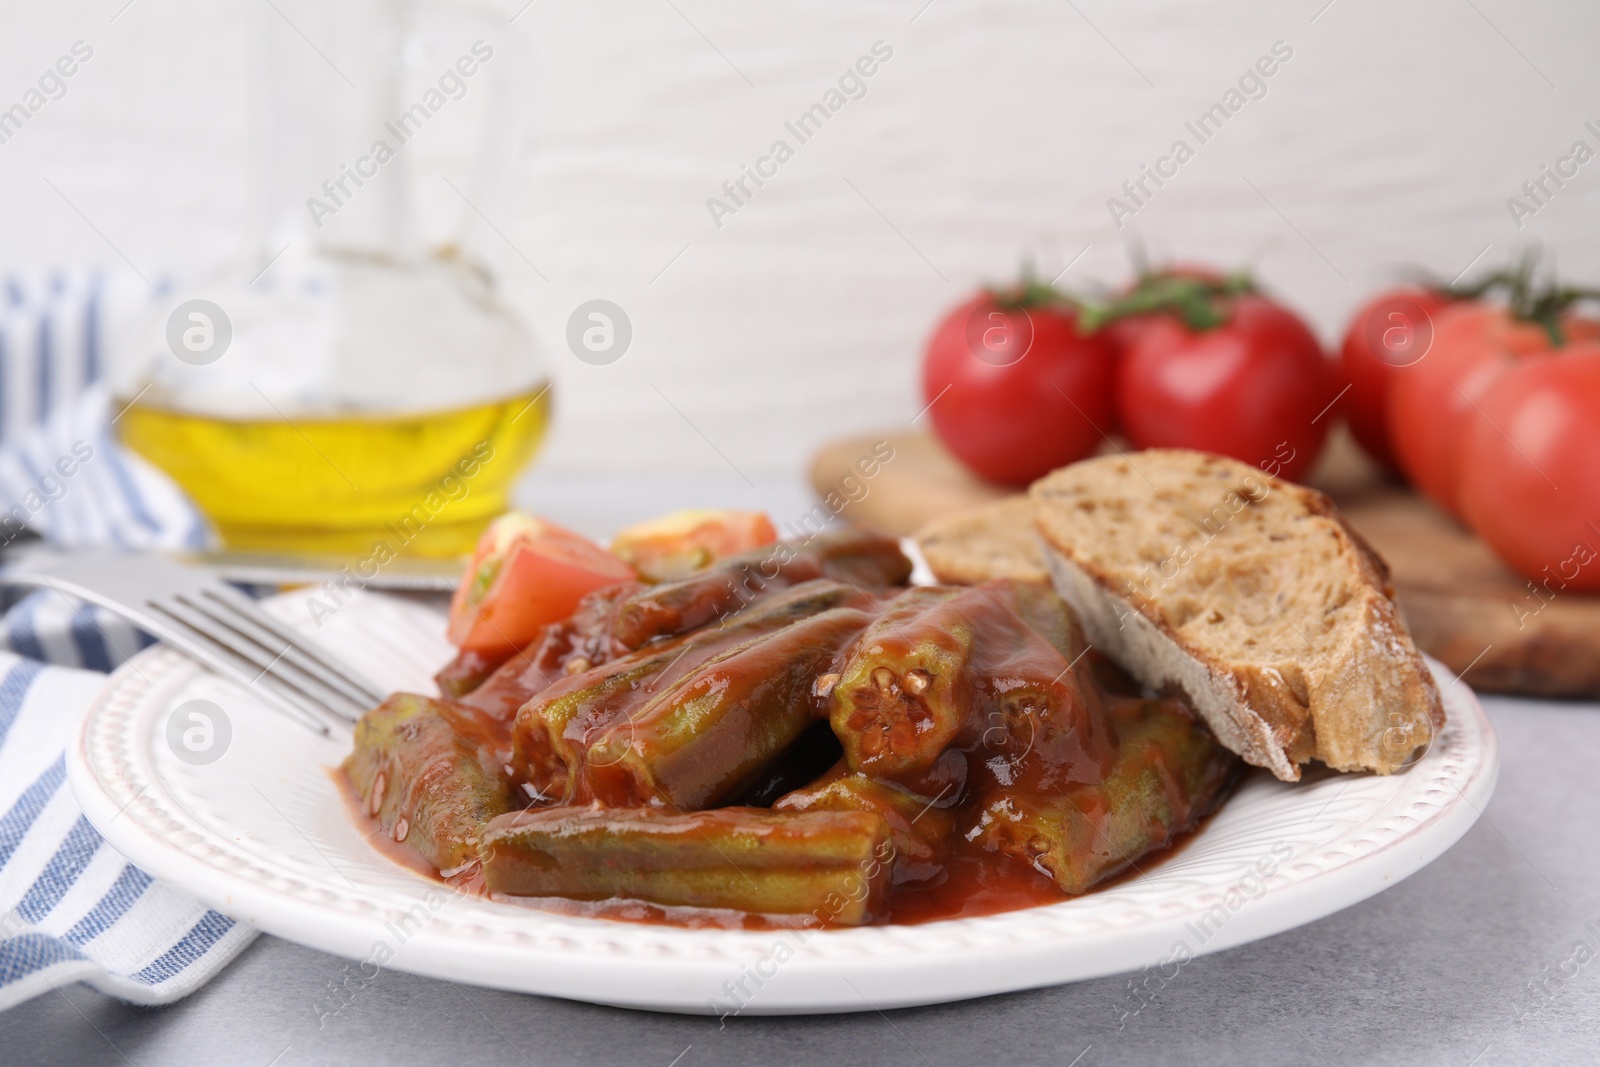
(5, 695), (1598, 1066)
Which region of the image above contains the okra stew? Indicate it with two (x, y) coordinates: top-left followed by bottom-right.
(342, 528), (1240, 928)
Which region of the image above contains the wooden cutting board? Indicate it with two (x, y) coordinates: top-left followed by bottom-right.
(811, 429), (1600, 698)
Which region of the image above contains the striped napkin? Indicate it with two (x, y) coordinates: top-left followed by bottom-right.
(0, 273), (257, 1012)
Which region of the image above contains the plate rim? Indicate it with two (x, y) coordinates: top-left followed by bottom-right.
(67, 592), (1500, 1015)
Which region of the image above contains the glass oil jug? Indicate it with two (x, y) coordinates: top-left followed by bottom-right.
(115, 0), (548, 558)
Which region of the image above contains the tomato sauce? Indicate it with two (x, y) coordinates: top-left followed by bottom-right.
(337, 566), (1240, 930)
(333, 743), (1232, 929)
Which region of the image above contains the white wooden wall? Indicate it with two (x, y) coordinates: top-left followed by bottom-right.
(1, 0), (1595, 486)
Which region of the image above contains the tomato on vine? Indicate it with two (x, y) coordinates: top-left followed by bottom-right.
(922, 278), (1116, 486)
(1458, 346), (1600, 591)
(1336, 288), (1458, 471)
(1085, 272), (1333, 483)
(1387, 268), (1600, 518)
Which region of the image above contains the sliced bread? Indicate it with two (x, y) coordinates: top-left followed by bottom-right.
(1031, 449), (1444, 780)
(915, 495), (1048, 585)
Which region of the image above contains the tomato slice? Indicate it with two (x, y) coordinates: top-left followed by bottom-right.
(610, 509), (778, 582)
(447, 514), (636, 655)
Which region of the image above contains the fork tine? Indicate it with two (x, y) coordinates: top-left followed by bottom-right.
(146, 598), (371, 723)
(143, 600), (358, 727)
(0, 577), (332, 737)
(174, 591), (380, 711)
(0, 549), (387, 737)
(199, 582), (386, 704)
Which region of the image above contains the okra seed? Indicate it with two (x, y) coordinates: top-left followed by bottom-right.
(871, 667), (895, 690)
(888, 720), (916, 753)
(565, 657), (591, 675)
(369, 773), (385, 816)
(393, 817), (409, 843)
(903, 669), (932, 695)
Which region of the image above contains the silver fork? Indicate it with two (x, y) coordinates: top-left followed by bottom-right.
(0, 550), (385, 736)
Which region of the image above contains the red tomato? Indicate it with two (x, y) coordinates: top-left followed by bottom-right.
(1459, 346), (1600, 591)
(1387, 306), (1600, 518)
(1114, 293), (1333, 482)
(1102, 264), (1234, 358)
(611, 509), (777, 582)
(447, 514), (636, 655)
(922, 292), (1115, 486)
(1336, 287), (1455, 470)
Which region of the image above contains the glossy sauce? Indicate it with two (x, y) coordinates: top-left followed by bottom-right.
(337, 762), (1219, 928)
(887, 812), (1219, 924)
(340, 574), (1239, 929)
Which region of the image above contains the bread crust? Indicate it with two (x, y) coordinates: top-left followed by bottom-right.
(1031, 451), (1445, 781)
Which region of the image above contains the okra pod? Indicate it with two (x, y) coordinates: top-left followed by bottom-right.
(434, 647), (513, 700)
(823, 586), (975, 782)
(1007, 579), (1089, 662)
(610, 528), (909, 649)
(343, 693), (516, 871)
(479, 806), (895, 924)
(808, 527), (916, 589)
(964, 697), (1239, 894)
(455, 531), (906, 710)
(509, 647), (682, 804)
(774, 764), (954, 885)
(513, 579), (872, 803)
(829, 580), (1112, 787)
(584, 606), (876, 808)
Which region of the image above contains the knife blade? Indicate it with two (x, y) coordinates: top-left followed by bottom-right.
(175, 549), (465, 592)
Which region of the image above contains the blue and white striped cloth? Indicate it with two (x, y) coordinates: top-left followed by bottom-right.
(0, 271), (106, 442)
(0, 273), (257, 1012)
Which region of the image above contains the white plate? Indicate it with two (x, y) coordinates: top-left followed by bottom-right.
(68, 589), (1498, 1015)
